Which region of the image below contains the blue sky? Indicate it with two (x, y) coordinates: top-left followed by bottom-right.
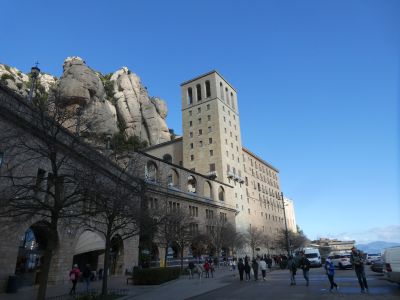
(2, 0), (399, 243)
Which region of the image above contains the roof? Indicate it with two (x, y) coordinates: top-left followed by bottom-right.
(242, 146), (279, 172)
(180, 70), (237, 92)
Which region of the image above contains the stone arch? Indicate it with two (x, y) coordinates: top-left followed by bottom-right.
(162, 153), (172, 163)
(204, 181), (212, 199)
(167, 168), (179, 188)
(14, 221), (53, 287)
(72, 230), (105, 273)
(187, 175), (197, 193)
(146, 160), (158, 182)
(218, 186), (225, 201)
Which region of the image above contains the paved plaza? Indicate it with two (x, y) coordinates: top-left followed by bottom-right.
(0, 266), (398, 300)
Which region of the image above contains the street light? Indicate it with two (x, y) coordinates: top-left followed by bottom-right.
(28, 63), (40, 103)
(281, 192), (291, 257)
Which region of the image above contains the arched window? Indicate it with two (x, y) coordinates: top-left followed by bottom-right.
(204, 181), (212, 198)
(167, 168), (179, 188)
(220, 82), (224, 100)
(205, 80), (211, 98)
(196, 84), (202, 101)
(146, 161), (158, 182)
(218, 186), (225, 201)
(187, 175), (197, 193)
(188, 87), (193, 105)
(162, 154), (172, 163)
(225, 87), (230, 106)
(231, 92), (235, 110)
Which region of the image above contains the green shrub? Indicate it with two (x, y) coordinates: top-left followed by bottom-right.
(1, 73), (14, 82)
(132, 267), (181, 285)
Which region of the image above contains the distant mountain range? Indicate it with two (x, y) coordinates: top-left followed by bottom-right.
(356, 241), (400, 254)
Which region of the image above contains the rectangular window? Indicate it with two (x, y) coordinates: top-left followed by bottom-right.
(207, 104), (210, 110)
(190, 155), (194, 161)
(199, 141), (203, 147)
(209, 163), (215, 171)
(198, 129), (202, 135)
(190, 143), (193, 149)
(209, 138), (212, 144)
(189, 132), (193, 138)
(198, 118), (202, 124)
(189, 110), (192, 116)
(208, 126), (212, 133)
(189, 121), (192, 127)
(197, 107), (201, 114)
(208, 115), (211, 121)
(209, 150), (213, 156)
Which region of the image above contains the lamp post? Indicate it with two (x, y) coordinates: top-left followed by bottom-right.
(28, 63), (40, 103)
(281, 192), (291, 257)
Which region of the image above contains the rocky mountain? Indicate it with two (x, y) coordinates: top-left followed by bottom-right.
(356, 241), (400, 254)
(0, 57), (171, 147)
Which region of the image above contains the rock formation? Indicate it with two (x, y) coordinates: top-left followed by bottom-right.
(0, 57), (171, 147)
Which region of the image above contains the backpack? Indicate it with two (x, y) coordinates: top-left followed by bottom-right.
(70, 272), (76, 280)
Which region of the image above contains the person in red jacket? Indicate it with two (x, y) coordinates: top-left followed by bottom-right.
(69, 264), (81, 295)
(203, 261), (210, 278)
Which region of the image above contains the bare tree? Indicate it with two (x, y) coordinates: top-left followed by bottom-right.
(0, 89), (93, 300)
(246, 226), (266, 258)
(223, 223), (246, 258)
(275, 227), (309, 253)
(153, 201), (195, 269)
(80, 160), (146, 296)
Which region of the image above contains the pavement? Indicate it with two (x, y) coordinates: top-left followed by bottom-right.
(0, 266), (399, 300)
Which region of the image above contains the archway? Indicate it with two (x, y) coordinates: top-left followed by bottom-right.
(73, 230), (105, 273)
(15, 222), (50, 286)
(187, 175), (197, 193)
(204, 181), (212, 199)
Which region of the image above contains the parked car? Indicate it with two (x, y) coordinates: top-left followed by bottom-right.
(370, 259), (384, 273)
(329, 254), (352, 269)
(383, 246), (400, 285)
(366, 253), (381, 265)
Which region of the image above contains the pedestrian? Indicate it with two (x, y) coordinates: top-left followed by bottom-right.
(238, 258), (245, 281)
(204, 260), (210, 278)
(299, 251), (310, 286)
(244, 259), (251, 281)
(267, 256), (272, 272)
(188, 261), (195, 279)
(210, 261), (215, 278)
(252, 258), (259, 281)
(259, 259), (267, 281)
(82, 264), (91, 293)
(288, 255), (297, 286)
(232, 259), (236, 271)
(325, 257), (338, 292)
(69, 264), (80, 295)
(350, 246), (369, 293)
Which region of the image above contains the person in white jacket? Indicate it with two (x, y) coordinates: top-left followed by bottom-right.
(259, 259), (268, 280)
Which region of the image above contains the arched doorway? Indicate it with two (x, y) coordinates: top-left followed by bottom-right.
(15, 222), (50, 286)
(110, 235), (124, 275)
(73, 230), (105, 273)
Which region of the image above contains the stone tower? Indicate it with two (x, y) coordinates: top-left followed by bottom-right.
(181, 71), (245, 227)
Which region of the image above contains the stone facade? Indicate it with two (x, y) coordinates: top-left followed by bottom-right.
(143, 71), (291, 255)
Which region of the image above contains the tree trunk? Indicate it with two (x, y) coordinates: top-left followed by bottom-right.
(102, 236), (111, 296)
(36, 227), (57, 300)
(164, 244), (168, 268)
(180, 246), (184, 270)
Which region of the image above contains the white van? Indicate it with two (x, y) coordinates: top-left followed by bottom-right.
(302, 248), (322, 267)
(382, 246), (400, 285)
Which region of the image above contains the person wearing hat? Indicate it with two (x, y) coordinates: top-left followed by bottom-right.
(350, 246), (369, 293)
(69, 264), (81, 295)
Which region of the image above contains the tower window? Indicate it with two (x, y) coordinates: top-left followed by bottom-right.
(231, 92), (235, 110)
(208, 115), (211, 121)
(198, 129), (202, 135)
(188, 87), (193, 105)
(209, 150), (214, 156)
(196, 84), (202, 101)
(220, 82), (224, 100)
(191, 155), (194, 161)
(225, 87), (230, 106)
(209, 138), (212, 144)
(205, 80), (211, 98)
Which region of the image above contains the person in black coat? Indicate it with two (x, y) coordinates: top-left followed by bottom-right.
(238, 258), (245, 281)
(244, 259), (251, 281)
(252, 259), (259, 281)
